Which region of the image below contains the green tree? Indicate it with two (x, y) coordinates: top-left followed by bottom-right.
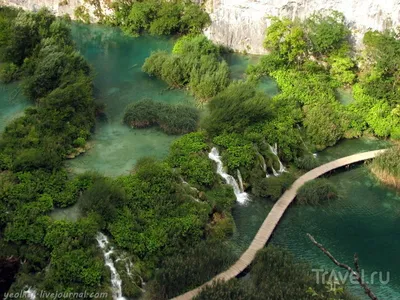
(264, 17), (306, 63)
(305, 11), (350, 55)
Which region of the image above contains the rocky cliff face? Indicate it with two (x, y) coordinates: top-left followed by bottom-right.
(202, 0), (400, 54)
(1, 0), (399, 54)
(0, 0), (113, 22)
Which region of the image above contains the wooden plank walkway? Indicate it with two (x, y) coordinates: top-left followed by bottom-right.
(172, 149), (387, 300)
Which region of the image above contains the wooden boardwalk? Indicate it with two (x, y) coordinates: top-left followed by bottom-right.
(172, 149), (387, 300)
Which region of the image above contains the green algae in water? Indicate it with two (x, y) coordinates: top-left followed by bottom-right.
(66, 24), (195, 176)
(0, 82), (29, 132)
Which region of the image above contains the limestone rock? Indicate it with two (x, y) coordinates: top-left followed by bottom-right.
(202, 0), (400, 54)
(0, 0), (113, 22)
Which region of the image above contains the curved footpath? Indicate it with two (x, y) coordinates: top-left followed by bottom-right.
(173, 149), (387, 300)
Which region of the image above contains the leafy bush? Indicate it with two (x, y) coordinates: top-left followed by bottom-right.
(264, 17), (306, 63)
(252, 173), (295, 201)
(294, 155), (320, 170)
(206, 212), (235, 240)
(123, 99), (199, 135)
(195, 246), (355, 300)
(296, 178), (339, 205)
(116, 0), (210, 37)
(305, 11), (350, 55)
(148, 240), (236, 299)
(168, 132), (216, 187)
(143, 35), (230, 101)
(205, 185), (236, 213)
(205, 82), (272, 136)
(303, 103), (345, 150)
(80, 178), (126, 225)
(109, 158), (210, 261)
(370, 146), (400, 190)
(0, 62), (19, 83)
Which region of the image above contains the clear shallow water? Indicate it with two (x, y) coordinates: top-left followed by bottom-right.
(224, 53), (260, 80)
(229, 197), (274, 256)
(0, 82), (29, 132)
(223, 52), (279, 96)
(66, 24), (194, 176)
(337, 87), (354, 105)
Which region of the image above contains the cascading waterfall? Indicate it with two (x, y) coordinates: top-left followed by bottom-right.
(208, 147), (248, 204)
(271, 166), (279, 177)
(181, 178), (200, 193)
(96, 232), (126, 300)
(237, 169), (244, 193)
(268, 143), (287, 174)
(256, 150), (271, 177)
(256, 152), (267, 172)
(296, 124), (311, 153)
(180, 177), (201, 202)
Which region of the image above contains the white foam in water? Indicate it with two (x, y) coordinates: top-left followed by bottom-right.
(208, 147), (249, 204)
(96, 232), (126, 300)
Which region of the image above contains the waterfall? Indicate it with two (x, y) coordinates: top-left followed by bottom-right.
(181, 177), (200, 193)
(268, 143), (287, 174)
(208, 147), (249, 204)
(271, 166), (279, 176)
(257, 152), (267, 172)
(237, 169), (244, 193)
(296, 124), (311, 153)
(96, 232), (126, 300)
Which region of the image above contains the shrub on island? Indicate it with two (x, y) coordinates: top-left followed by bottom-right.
(142, 35), (230, 102)
(123, 99), (199, 135)
(370, 147), (400, 190)
(296, 178), (339, 205)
